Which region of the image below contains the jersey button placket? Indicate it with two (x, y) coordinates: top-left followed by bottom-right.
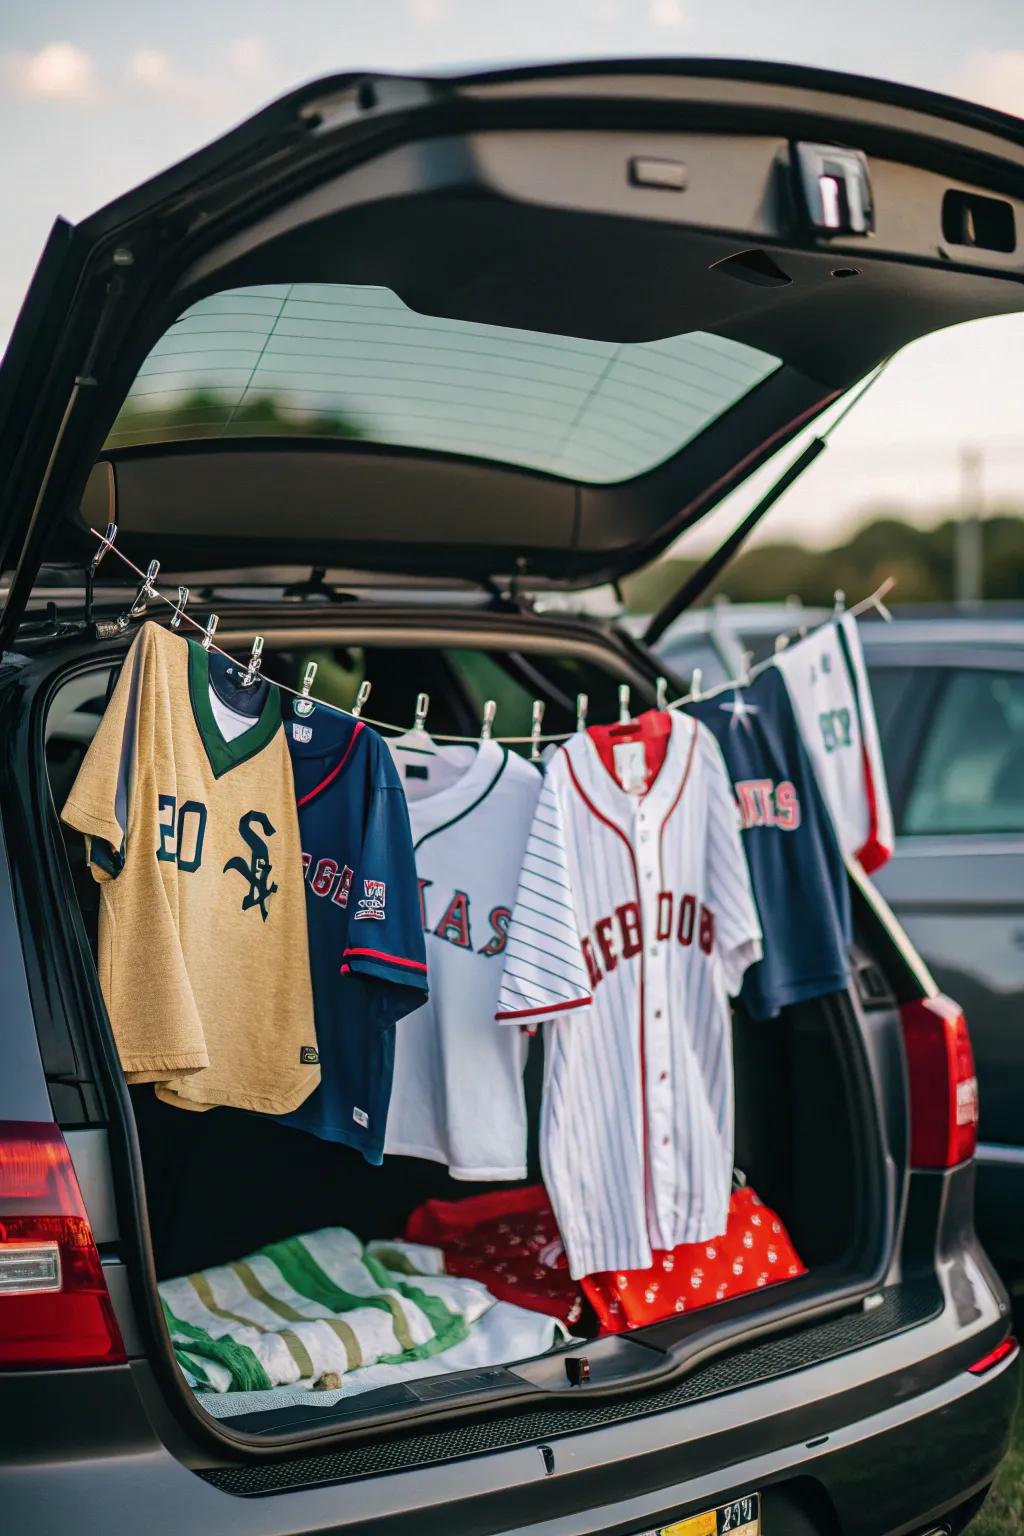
(638, 812), (672, 1250)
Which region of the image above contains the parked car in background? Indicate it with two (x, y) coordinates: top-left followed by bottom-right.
(649, 603), (1024, 1289)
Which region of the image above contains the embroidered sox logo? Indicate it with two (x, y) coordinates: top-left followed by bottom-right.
(223, 810), (279, 922)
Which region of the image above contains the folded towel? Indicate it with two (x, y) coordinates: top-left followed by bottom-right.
(160, 1226), (498, 1393)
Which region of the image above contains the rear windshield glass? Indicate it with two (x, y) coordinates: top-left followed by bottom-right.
(106, 283), (780, 485)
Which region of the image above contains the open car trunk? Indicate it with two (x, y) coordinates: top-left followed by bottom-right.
(7, 53), (1015, 1456)
(45, 619), (897, 1443)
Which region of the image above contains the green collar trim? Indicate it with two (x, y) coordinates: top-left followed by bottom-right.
(413, 747), (508, 853)
(187, 640), (281, 778)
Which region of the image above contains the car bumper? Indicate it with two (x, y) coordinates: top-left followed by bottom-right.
(1, 1283), (1017, 1536)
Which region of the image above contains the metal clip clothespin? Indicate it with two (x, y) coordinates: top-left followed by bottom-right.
(618, 684), (631, 724)
(691, 667), (703, 702)
(119, 559), (160, 630)
(201, 614), (219, 651)
(241, 636), (264, 687)
(414, 692), (430, 733)
(352, 680), (372, 718)
(774, 633), (790, 654)
(170, 586), (190, 629)
(834, 588), (846, 615)
(530, 700), (545, 762)
(295, 659), (318, 716)
(480, 699), (496, 740)
(89, 522), (118, 577)
(656, 677), (668, 712)
(576, 692), (588, 734)
(738, 650), (754, 688)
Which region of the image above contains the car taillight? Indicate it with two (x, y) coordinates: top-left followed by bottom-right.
(968, 1335), (1018, 1376)
(0, 1121), (125, 1368)
(900, 996), (979, 1170)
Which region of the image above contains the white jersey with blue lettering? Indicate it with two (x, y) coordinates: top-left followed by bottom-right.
(773, 614), (894, 874)
(496, 711), (762, 1279)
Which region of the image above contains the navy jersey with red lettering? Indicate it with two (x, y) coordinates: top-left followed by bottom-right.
(688, 665), (851, 1021)
(278, 702), (427, 1162)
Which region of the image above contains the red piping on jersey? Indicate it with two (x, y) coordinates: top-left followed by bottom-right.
(297, 721), (365, 807)
(658, 717), (699, 888)
(342, 946), (428, 973)
(496, 994), (593, 1022)
(855, 740), (891, 873)
(563, 749), (652, 1247)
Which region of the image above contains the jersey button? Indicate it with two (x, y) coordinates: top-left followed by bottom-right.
(661, 1135), (670, 1147)
(659, 1070), (669, 1082)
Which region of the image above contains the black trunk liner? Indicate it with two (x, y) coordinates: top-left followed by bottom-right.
(199, 1279), (941, 1496)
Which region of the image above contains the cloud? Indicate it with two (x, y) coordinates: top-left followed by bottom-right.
(648, 0), (687, 28)
(958, 49), (1024, 119)
(124, 37), (274, 115)
(226, 35), (272, 82)
(0, 41), (100, 105)
(406, 0), (448, 22)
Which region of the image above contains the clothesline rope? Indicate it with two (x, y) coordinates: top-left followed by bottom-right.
(85, 525), (893, 745)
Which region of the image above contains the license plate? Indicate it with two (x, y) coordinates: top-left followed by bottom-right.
(643, 1492), (761, 1536)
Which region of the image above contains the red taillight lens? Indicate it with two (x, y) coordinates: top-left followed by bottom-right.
(968, 1335), (1018, 1376)
(0, 1122), (125, 1368)
(901, 996), (979, 1170)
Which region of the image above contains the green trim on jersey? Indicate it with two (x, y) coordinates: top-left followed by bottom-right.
(186, 639), (281, 778)
(413, 747), (510, 853)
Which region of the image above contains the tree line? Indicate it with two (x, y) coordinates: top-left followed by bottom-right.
(623, 512), (1024, 613)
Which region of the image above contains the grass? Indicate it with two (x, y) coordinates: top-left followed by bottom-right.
(972, 1392), (1024, 1535)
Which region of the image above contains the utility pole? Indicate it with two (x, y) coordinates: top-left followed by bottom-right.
(955, 445), (984, 608)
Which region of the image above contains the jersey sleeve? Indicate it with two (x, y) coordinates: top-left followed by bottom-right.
(702, 729), (763, 997)
(60, 625), (151, 881)
(496, 775), (593, 1024)
(340, 750), (428, 1013)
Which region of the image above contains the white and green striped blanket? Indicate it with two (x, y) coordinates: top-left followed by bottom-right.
(160, 1227), (503, 1394)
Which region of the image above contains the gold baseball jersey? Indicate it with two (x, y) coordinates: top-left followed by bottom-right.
(62, 622), (319, 1114)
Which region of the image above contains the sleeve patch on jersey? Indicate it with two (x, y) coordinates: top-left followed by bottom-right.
(353, 878), (387, 921)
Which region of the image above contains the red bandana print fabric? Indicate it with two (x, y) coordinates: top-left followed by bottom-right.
(581, 1186), (806, 1333)
(405, 1184), (585, 1327)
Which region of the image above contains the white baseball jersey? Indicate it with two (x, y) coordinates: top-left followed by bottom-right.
(774, 614), (893, 874)
(496, 712), (762, 1279)
(385, 741), (543, 1179)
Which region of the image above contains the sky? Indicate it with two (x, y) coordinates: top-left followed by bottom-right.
(2, 0), (1024, 554)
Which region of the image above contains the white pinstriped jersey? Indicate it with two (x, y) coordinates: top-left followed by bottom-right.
(774, 614), (893, 875)
(496, 712), (762, 1279)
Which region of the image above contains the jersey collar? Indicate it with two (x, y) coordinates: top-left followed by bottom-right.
(574, 709), (695, 824)
(401, 740), (508, 848)
(187, 639), (281, 777)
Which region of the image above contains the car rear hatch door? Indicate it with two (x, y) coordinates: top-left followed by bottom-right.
(3, 60), (1024, 643)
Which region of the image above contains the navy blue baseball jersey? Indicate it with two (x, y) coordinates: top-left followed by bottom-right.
(277, 699), (428, 1162)
(688, 666), (851, 1021)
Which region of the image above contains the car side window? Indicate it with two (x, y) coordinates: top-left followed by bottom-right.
(863, 665), (917, 785)
(903, 669), (1024, 836)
